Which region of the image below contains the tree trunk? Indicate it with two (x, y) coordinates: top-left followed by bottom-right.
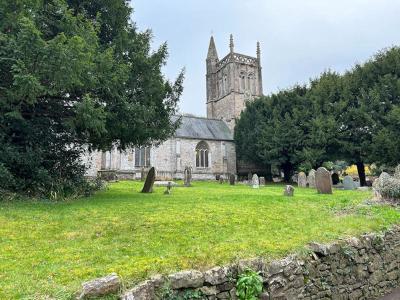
(282, 163), (293, 183)
(265, 164), (272, 181)
(356, 161), (366, 187)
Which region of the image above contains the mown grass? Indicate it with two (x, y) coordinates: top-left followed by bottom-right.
(0, 181), (399, 299)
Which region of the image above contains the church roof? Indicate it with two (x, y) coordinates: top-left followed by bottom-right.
(174, 115), (233, 141)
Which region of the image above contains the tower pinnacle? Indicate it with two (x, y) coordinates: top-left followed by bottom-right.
(229, 34), (234, 53)
(207, 36), (218, 60)
(257, 41), (261, 60)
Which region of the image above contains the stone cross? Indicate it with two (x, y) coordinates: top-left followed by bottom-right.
(141, 167), (155, 193)
(252, 174), (259, 189)
(229, 174), (235, 185)
(284, 185), (294, 196)
(259, 177), (266, 186)
(307, 169), (316, 188)
(343, 175), (355, 190)
(315, 167), (332, 194)
(184, 166), (192, 187)
(297, 172), (307, 187)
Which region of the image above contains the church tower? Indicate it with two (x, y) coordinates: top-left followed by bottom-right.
(206, 35), (263, 131)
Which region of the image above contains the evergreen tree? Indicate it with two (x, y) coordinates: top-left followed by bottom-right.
(0, 0), (183, 196)
(235, 86), (310, 182)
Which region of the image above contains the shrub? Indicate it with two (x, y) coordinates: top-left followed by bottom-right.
(374, 171), (400, 201)
(236, 269), (263, 300)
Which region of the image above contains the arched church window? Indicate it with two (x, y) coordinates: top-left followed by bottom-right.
(195, 141), (209, 168)
(218, 79), (223, 97)
(135, 146), (151, 167)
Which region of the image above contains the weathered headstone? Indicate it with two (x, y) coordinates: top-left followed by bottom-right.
(164, 182), (172, 195)
(248, 172), (252, 181)
(292, 173), (298, 184)
(141, 167), (155, 193)
(298, 172), (307, 187)
(331, 173), (340, 185)
(140, 167), (146, 181)
(307, 169), (316, 188)
(259, 177), (266, 186)
(252, 174), (259, 189)
(343, 175), (355, 190)
(184, 166), (192, 187)
(229, 174), (235, 185)
(315, 167), (332, 194)
(284, 185), (294, 196)
(219, 175), (224, 184)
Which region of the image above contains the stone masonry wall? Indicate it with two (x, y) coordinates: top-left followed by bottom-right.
(118, 226), (400, 300)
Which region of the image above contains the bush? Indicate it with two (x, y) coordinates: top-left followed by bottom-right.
(236, 269), (263, 300)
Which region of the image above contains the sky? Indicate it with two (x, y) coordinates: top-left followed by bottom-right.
(131, 0), (400, 116)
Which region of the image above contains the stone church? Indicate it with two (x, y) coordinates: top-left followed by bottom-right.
(84, 35), (263, 180)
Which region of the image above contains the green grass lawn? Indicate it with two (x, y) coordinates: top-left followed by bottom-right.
(0, 181), (399, 299)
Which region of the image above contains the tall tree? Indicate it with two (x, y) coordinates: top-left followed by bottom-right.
(0, 0), (183, 196)
(235, 86), (310, 182)
(337, 47), (400, 185)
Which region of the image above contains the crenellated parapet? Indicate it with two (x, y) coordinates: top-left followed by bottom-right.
(216, 53), (258, 70)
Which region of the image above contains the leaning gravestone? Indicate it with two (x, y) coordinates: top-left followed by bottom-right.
(307, 169), (316, 188)
(315, 167), (332, 194)
(184, 166), (192, 187)
(343, 175), (355, 190)
(141, 167), (155, 193)
(284, 185), (294, 196)
(229, 174), (235, 185)
(252, 174), (259, 189)
(259, 177), (266, 186)
(298, 172), (307, 187)
(331, 173), (340, 185)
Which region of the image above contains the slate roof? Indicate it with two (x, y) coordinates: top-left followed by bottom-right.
(174, 115), (233, 141)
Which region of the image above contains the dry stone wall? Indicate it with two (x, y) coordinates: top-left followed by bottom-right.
(80, 227), (400, 299)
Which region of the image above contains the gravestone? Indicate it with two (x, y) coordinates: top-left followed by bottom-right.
(140, 167), (146, 181)
(219, 175), (224, 184)
(307, 169), (316, 188)
(343, 175), (355, 190)
(259, 177), (266, 186)
(297, 172), (307, 187)
(315, 167), (332, 194)
(164, 182), (172, 195)
(184, 166), (192, 187)
(229, 174), (235, 185)
(141, 167), (155, 193)
(331, 173), (340, 185)
(252, 174), (259, 189)
(248, 172), (252, 181)
(284, 185), (294, 196)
